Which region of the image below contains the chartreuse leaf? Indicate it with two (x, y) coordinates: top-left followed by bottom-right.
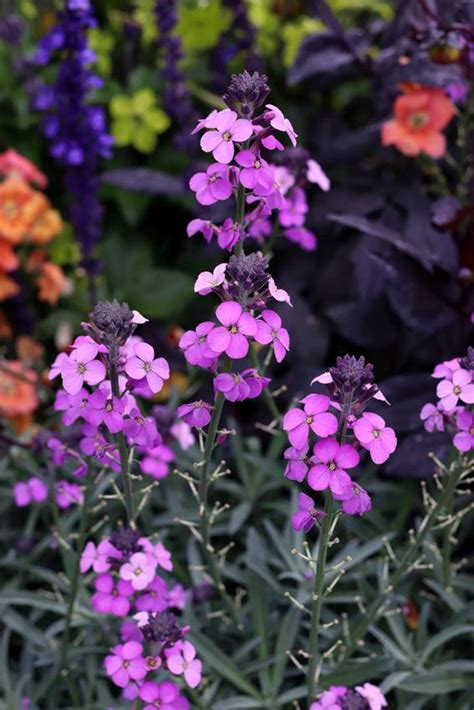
(190, 631), (261, 699)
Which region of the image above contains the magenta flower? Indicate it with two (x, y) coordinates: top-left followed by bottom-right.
(308, 438), (359, 496)
(264, 104), (298, 146)
(432, 358), (460, 380)
(207, 302), (257, 359)
(123, 409), (159, 447)
(177, 400), (213, 428)
(235, 150), (273, 191)
(87, 390), (125, 434)
(214, 372), (250, 401)
(437, 368), (474, 411)
(60, 343), (106, 395)
(140, 443), (174, 480)
(268, 277), (292, 306)
(166, 641), (202, 688)
(55, 481), (83, 509)
(283, 394), (338, 449)
(279, 188), (308, 228)
(187, 218), (215, 242)
(138, 538), (173, 572)
(355, 683), (387, 710)
(189, 163), (233, 205)
(135, 576), (168, 613)
(120, 552), (155, 591)
(139, 680), (181, 710)
(310, 686), (347, 709)
(167, 583), (186, 611)
(255, 309), (290, 363)
(217, 218), (244, 251)
(420, 402), (445, 432)
(55, 388), (89, 425)
(92, 573), (133, 617)
(241, 368), (271, 398)
(180, 322), (217, 368)
(284, 446), (309, 482)
(292, 492), (325, 532)
(125, 343), (169, 394)
(80, 539), (120, 573)
(192, 109), (219, 134)
(13, 477), (48, 507)
(453, 410), (473, 452)
(48, 351), (70, 380)
(194, 263), (226, 295)
(104, 641), (147, 688)
(334, 482), (371, 516)
(353, 412), (397, 464)
(306, 159), (330, 191)
(284, 226), (317, 251)
(200, 108), (253, 164)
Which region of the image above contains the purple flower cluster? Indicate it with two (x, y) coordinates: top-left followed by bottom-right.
(310, 682), (387, 710)
(284, 356), (397, 530)
(33, 0), (113, 269)
(420, 349), (474, 452)
(81, 528), (199, 705)
(186, 72), (327, 252)
(47, 301), (186, 483)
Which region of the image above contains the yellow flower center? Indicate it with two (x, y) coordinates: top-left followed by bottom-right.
(222, 131), (231, 141)
(328, 461), (336, 471)
(408, 111), (429, 130)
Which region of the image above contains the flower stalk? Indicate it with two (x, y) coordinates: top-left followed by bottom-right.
(110, 351), (135, 525)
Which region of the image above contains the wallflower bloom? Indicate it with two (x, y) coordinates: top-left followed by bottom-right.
(177, 400), (213, 428)
(139, 538), (173, 572)
(235, 150), (273, 191)
(353, 412), (397, 464)
(135, 576), (168, 613)
(292, 492), (324, 532)
(334, 482), (371, 516)
(80, 539), (120, 573)
(284, 446), (309, 482)
(310, 686), (347, 709)
(420, 402), (445, 432)
(214, 372), (250, 401)
(55, 480), (83, 509)
(306, 159), (330, 191)
(453, 410), (473, 452)
(200, 109), (253, 164)
(13, 478), (48, 507)
(59, 343), (106, 395)
(139, 680), (181, 710)
(283, 394), (338, 449)
(255, 309), (290, 362)
(264, 104), (298, 146)
(194, 263), (226, 295)
(436, 368), (474, 411)
(92, 574), (133, 617)
(140, 443), (174, 480)
(189, 163), (233, 205)
(120, 552), (156, 591)
(217, 218), (244, 251)
(284, 226), (317, 251)
(279, 187), (308, 228)
(166, 641), (202, 688)
(381, 86), (455, 158)
(87, 390), (126, 434)
(355, 683), (388, 710)
(308, 438), (359, 496)
(207, 302), (257, 359)
(241, 368), (270, 398)
(104, 641), (147, 688)
(125, 343), (169, 394)
(179, 322), (217, 368)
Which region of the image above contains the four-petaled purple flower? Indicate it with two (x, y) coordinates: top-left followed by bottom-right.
(207, 302), (257, 359)
(308, 438), (359, 496)
(255, 309), (290, 362)
(353, 412), (397, 465)
(292, 492), (325, 532)
(177, 400), (213, 428)
(104, 641), (147, 688)
(200, 108), (253, 164)
(189, 163), (233, 205)
(125, 343), (170, 394)
(283, 394), (338, 449)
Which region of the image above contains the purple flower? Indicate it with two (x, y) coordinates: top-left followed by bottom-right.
(292, 492), (324, 532)
(55, 388), (90, 425)
(187, 218), (215, 242)
(353, 412), (397, 464)
(123, 409), (159, 447)
(308, 438), (359, 496)
(306, 159), (330, 191)
(255, 309), (290, 363)
(87, 389), (125, 434)
(420, 402), (445, 432)
(13, 478), (48, 507)
(60, 343), (106, 394)
(241, 368), (270, 398)
(135, 576), (168, 613)
(355, 683), (388, 710)
(189, 163), (233, 205)
(214, 372), (250, 401)
(104, 641), (147, 688)
(55, 480), (84, 509)
(268, 277), (292, 307)
(453, 410), (473, 452)
(334, 482), (371, 516)
(91, 573), (133, 617)
(279, 188), (308, 228)
(235, 150), (273, 191)
(80, 539), (120, 573)
(284, 446), (309, 482)
(120, 552), (155, 591)
(284, 226), (317, 251)
(217, 218), (244, 251)
(436, 368), (474, 411)
(140, 444), (174, 480)
(264, 104), (298, 146)
(139, 680), (181, 710)
(207, 302), (257, 359)
(194, 264), (226, 295)
(177, 401), (213, 428)
(179, 322), (217, 368)
(166, 640), (202, 688)
(125, 343), (169, 394)
(283, 394), (338, 449)
(200, 108), (253, 164)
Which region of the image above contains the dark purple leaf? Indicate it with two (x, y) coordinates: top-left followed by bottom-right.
(372, 373), (436, 433)
(385, 431), (451, 479)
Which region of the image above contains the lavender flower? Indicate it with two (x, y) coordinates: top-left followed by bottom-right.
(33, 0), (113, 271)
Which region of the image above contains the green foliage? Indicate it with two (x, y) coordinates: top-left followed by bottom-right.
(177, 0), (233, 53)
(110, 88), (171, 153)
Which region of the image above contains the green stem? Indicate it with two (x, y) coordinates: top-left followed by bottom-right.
(307, 493), (335, 704)
(110, 353), (134, 524)
(198, 388), (240, 627)
(442, 490), (454, 589)
(342, 464), (463, 662)
(234, 183), (246, 255)
(58, 471), (94, 675)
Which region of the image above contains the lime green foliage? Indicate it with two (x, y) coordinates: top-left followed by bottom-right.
(88, 28), (115, 77)
(110, 89), (170, 153)
(133, 0), (157, 43)
(177, 0), (232, 53)
(328, 0), (394, 21)
(47, 224), (81, 267)
(247, 0), (280, 56)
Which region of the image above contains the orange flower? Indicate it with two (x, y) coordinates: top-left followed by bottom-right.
(0, 239), (19, 272)
(0, 273), (20, 300)
(37, 261), (67, 305)
(0, 178), (35, 244)
(29, 207), (63, 244)
(0, 360), (38, 418)
(381, 86), (455, 158)
(16, 335), (45, 367)
(0, 149), (47, 188)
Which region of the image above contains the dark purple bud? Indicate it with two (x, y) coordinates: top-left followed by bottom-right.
(85, 299), (135, 347)
(223, 70), (270, 118)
